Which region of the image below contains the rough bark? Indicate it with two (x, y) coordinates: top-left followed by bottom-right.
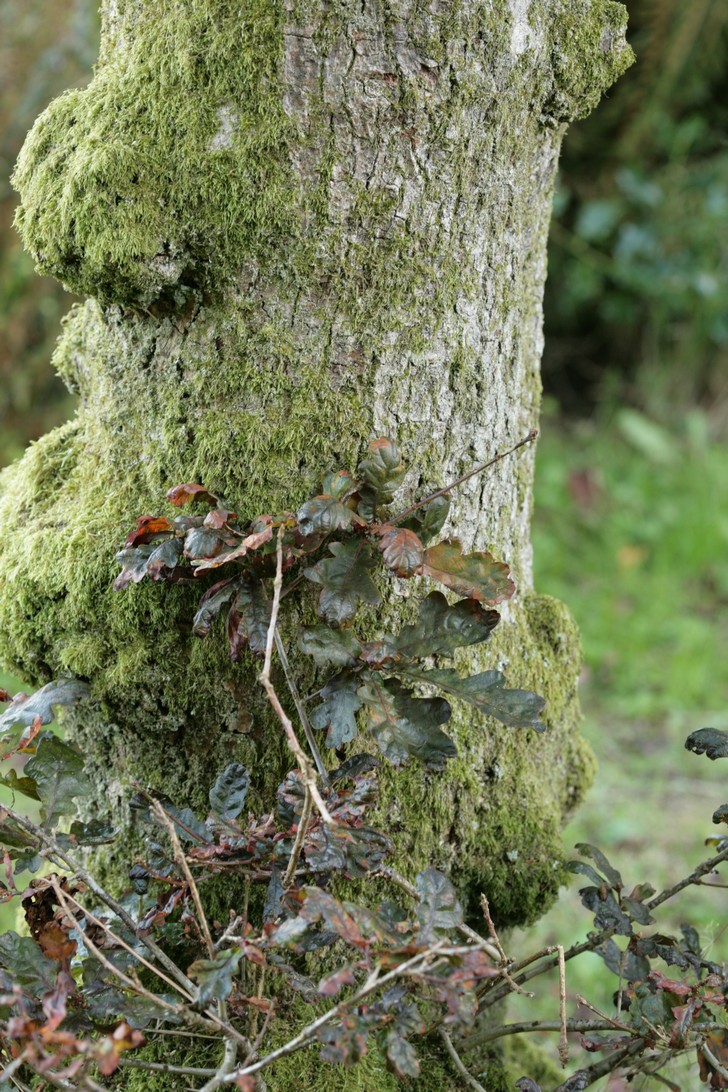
(0, 1), (630, 1086)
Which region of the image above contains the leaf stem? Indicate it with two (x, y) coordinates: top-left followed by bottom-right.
(389, 430), (538, 526)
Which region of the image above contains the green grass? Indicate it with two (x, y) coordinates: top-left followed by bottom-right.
(505, 405), (728, 1086)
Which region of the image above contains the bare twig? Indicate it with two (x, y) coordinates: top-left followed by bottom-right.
(389, 430), (538, 526)
(274, 629), (327, 784)
(702, 1043), (728, 1083)
(221, 945), (447, 1083)
(554, 1037), (645, 1091)
(259, 529), (333, 824)
(462, 1018), (635, 1051)
(52, 882), (195, 1003)
(2, 803), (195, 995)
(151, 799), (215, 958)
(558, 945), (568, 1066)
(283, 786), (312, 888)
(116, 1059), (219, 1077)
(377, 866), (500, 961)
(439, 1029), (488, 1092)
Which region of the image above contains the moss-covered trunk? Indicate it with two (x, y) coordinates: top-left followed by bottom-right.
(0, 1), (630, 1085)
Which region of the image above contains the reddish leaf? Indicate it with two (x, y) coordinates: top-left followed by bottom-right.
(318, 966), (357, 997)
(124, 515), (173, 547)
(38, 922), (76, 966)
(42, 969), (75, 1032)
(204, 508), (238, 529)
(193, 524), (274, 572)
(95, 1022), (145, 1076)
(0, 689), (10, 703)
(373, 525), (424, 576)
(166, 483), (219, 507)
(417, 539), (515, 604)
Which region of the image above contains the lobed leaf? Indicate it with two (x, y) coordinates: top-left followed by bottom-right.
(415, 867), (463, 941)
(298, 626), (362, 668)
(297, 495), (360, 537)
(417, 539), (515, 604)
(685, 728), (728, 760)
(305, 540), (381, 623)
(227, 579), (272, 659)
(0, 680), (89, 735)
(393, 591), (499, 659)
(310, 672), (363, 749)
(209, 763), (251, 820)
(402, 492), (451, 545)
(24, 736), (91, 828)
(402, 666), (546, 731)
(192, 577), (240, 637)
(189, 948), (242, 1009)
(373, 525), (424, 576)
(192, 522), (274, 572)
(358, 676), (456, 769)
(357, 437), (406, 506)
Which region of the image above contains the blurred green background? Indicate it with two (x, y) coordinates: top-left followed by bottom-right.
(1, 1), (727, 1085)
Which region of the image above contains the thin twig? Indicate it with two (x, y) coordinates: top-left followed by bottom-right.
(439, 1029), (488, 1092)
(221, 945), (446, 1083)
(274, 630), (327, 784)
(283, 786), (312, 888)
(389, 430), (538, 526)
(151, 799), (215, 959)
(2, 803), (195, 995)
(259, 529), (332, 824)
(576, 995), (632, 1033)
(558, 945), (568, 1066)
(116, 1059), (219, 1077)
(461, 1018), (636, 1051)
(702, 1043), (728, 1083)
(377, 866), (500, 961)
(554, 1037), (645, 1091)
(53, 883), (195, 1003)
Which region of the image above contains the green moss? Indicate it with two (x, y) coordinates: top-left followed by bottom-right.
(12, 1), (297, 310)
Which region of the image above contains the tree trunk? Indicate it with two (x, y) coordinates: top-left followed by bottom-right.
(0, 1), (630, 1086)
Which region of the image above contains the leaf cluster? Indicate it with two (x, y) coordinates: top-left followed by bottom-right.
(116, 438), (545, 769)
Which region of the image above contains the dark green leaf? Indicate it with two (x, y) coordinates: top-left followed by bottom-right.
(594, 938), (649, 983)
(418, 539), (515, 604)
(578, 887), (632, 936)
(0, 679), (89, 733)
(189, 948), (242, 1009)
(402, 666), (546, 731)
(192, 523), (274, 572)
(386, 1032), (420, 1078)
(305, 824), (393, 878)
(298, 626), (362, 668)
(297, 495), (358, 537)
(330, 754), (380, 784)
(264, 866), (284, 924)
(357, 438), (406, 505)
(24, 736), (91, 827)
(310, 672), (362, 748)
(374, 525), (424, 576)
(209, 763), (250, 820)
(358, 676), (455, 769)
(573, 844), (623, 889)
(322, 470), (358, 501)
(416, 867), (463, 940)
(145, 536), (184, 580)
(304, 540), (381, 624)
(0, 932), (56, 995)
(420, 493), (451, 542)
(114, 544), (155, 589)
(0, 768), (41, 800)
(393, 591), (499, 658)
(66, 820), (117, 846)
(685, 728), (728, 760)
(184, 526), (228, 561)
(227, 579), (272, 659)
(192, 577), (240, 637)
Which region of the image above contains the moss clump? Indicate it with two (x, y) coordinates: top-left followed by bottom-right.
(12, 1), (297, 310)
